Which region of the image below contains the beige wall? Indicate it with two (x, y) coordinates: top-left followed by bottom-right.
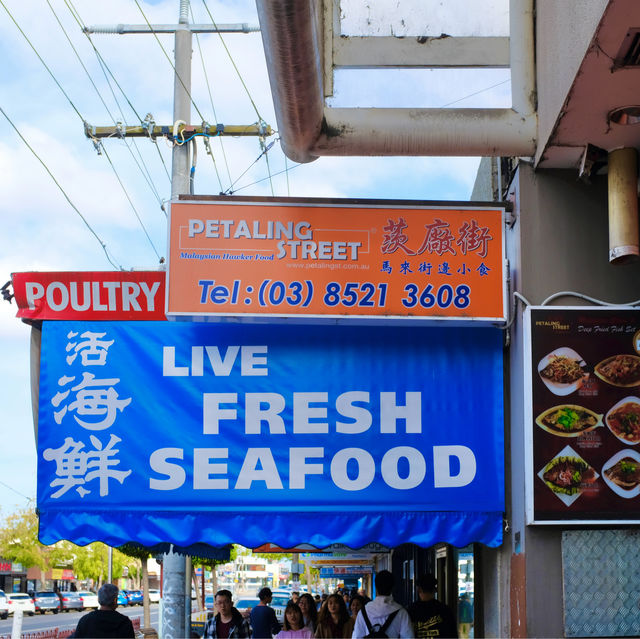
(535, 0), (608, 165)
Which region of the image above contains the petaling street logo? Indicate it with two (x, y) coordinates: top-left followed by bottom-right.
(43, 331), (132, 498)
(187, 217), (362, 261)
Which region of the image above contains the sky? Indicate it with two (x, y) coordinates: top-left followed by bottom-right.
(0, 0), (510, 517)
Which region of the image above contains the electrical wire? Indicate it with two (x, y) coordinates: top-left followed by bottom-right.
(440, 78), (511, 108)
(540, 291), (640, 307)
(65, 0), (172, 187)
(223, 139), (276, 194)
(4, 1), (163, 262)
(0, 479), (33, 503)
(100, 144), (162, 261)
(231, 156), (302, 195)
(47, 0), (167, 211)
(189, 2), (230, 192)
(0, 105), (122, 271)
(201, 0), (264, 122)
(0, 0), (84, 121)
(134, 0), (208, 124)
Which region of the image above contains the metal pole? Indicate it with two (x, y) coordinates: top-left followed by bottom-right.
(108, 546), (113, 584)
(163, 549), (187, 639)
(162, 2), (192, 637)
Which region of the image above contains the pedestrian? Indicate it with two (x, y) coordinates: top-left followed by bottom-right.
(290, 591), (300, 605)
(276, 602), (313, 639)
(314, 593), (350, 638)
(352, 570), (413, 639)
(344, 594), (366, 638)
(71, 583), (134, 638)
(204, 589), (251, 639)
(407, 574), (457, 639)
(297, 593), (318, 632)
(250, 587), (281, 639)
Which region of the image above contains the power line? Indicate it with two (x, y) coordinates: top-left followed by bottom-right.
(3, 0), (161, 262)
(100, 144), (162, 261)
(440, 78), (510, 108)
(0, 479), (33, 503)
(65, 0), (172, 187)
(189, 3), (230, 192)
(201, 0), (264, 123)
(0, 0), (83, 121)
(46, 0), (167, 212)
(0, 105), (122, 270)
(134, 0), (208, 123)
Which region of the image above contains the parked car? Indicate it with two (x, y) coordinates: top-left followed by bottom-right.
(234, 597), (260, 619)
(116, 591), (128, 606)
(0, 590), (9, 619)
(33, 591), (60, 614)
(127, 590), (143, 606)
(147, 589), (161, 604)
(6, 593), (35, 616)
(57, 591), (84, 612)
(76, 591), (98, 609)
(270, 594), (289, 623)
(204, 594), (214, 610)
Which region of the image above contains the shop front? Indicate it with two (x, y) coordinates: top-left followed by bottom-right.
(17, 196), (508, 637)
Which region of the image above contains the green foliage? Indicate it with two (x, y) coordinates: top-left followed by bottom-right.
(0, 507), (67, 571)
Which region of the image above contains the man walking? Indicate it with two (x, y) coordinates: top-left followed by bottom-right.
(352, 570), (414, 638)
(72, 583), (134, 638)
(407, 574), (457, 638)
(250, 587), (281, 639)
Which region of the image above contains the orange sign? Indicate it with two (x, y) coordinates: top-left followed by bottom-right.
(167, 199), (506, 321)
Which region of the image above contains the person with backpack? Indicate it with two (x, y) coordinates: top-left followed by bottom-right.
(407, 574), (457, 639)
(352, 570), (414, 639)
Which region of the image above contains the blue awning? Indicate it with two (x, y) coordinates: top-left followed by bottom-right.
(37, 321), (504, 549)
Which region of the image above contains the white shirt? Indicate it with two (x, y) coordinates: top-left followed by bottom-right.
(352, 595), (414, 639)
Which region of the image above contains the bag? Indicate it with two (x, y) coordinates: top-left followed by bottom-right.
(361, 606), (400, 638)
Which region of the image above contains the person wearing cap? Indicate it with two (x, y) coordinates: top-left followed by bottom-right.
(407, 574), (457, 638)
(72, 583), (135, 638)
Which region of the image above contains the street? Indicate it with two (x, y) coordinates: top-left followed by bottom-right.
(0, 605), (158, 637)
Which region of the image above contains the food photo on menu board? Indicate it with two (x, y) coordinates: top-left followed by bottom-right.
(528, 308), (640, 522)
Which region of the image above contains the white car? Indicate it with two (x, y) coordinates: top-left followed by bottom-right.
(6, 593), (35, 616)
(77, 591), (99, 609)
(0, 590), (8, 619)
(148, 589), (161, 603)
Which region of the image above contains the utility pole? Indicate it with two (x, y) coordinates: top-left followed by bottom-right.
(85, 2), (270, 636)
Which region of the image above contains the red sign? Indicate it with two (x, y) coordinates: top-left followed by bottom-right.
(12, 271), (166, 321)
(0, 562), (11, 573)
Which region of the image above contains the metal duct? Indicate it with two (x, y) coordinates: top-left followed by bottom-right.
(256, 0), (537, 162)
(608, 147), (639, 264)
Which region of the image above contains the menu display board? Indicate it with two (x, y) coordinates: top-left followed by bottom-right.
(526, 307), (640, 524)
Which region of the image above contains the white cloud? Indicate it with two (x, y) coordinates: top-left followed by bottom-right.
(0, 0), (490, 514)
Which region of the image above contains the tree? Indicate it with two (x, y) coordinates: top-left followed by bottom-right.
(0, 507), (69, 583)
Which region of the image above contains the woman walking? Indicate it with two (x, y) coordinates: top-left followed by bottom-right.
(314, 594), (351, 639)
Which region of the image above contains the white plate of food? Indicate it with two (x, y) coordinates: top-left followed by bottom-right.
(604, 396), (640, 445)
(594, 353), (640, 387)
(537, 444), (598, 506)
(537, 347), (589, 396)
(601, 449), (640, 498)
(535, 404), (603, 437)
